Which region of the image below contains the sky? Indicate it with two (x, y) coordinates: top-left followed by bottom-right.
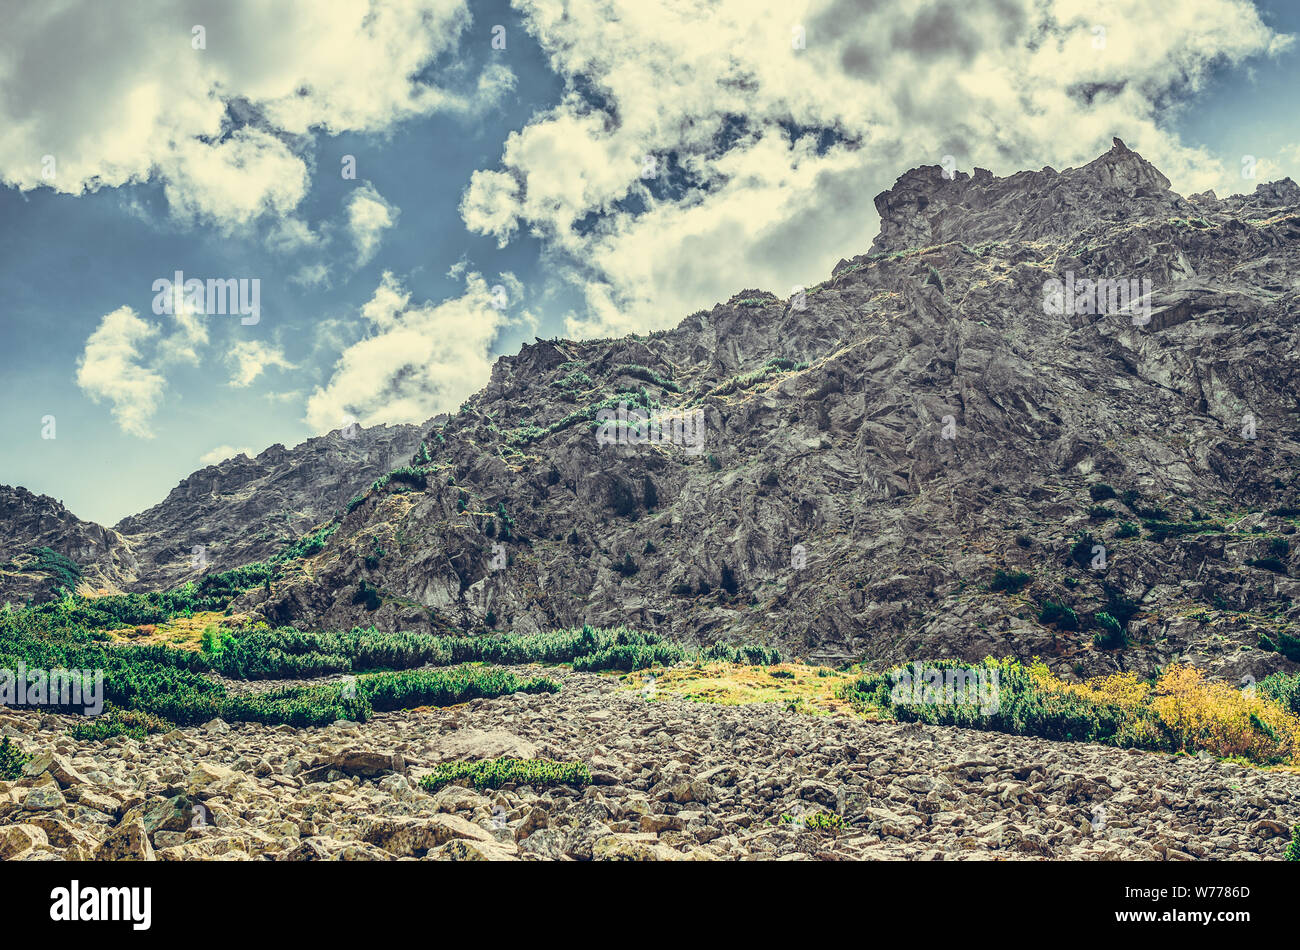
(1, 0), (1298, 525)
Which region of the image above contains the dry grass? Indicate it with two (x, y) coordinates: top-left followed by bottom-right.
(625, 662), (859, 716)
(104, 610), (228, 651)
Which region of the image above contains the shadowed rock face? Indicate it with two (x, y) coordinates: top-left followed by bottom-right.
(248, 141), (1300, 682)
(0, 423), (425, 600)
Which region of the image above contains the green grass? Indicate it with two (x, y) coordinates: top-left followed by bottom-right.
(418, 758), (591, 793)
(778, 811), (844, 832)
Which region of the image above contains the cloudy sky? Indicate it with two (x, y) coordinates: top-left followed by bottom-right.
(2, 0), (1298, 524)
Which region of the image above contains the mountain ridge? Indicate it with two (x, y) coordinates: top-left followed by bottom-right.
(231, 140), (1300, 683)
(4, 140), (1299, 688)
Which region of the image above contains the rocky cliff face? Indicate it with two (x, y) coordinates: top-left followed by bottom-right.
(0, 423), (426, 600)
(250, 141), (1300, 683)
(0, 487), (136, 603)
(114, 424), (426, 590)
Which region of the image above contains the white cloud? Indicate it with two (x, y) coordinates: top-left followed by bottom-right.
(200, 445), (255, 465)
(75, 307), (167, 438)
(288, 262), (332, 289)
(461, 0), (1292, 337)
(304, 271), (511, 432)
(267, 217), (323, 255)
(226, 340), (295, 388)
(346, 183), (400, 266)
(155, 303), (211, 369)
(459, 169), (522, 247)
(0, 0), (505, 231)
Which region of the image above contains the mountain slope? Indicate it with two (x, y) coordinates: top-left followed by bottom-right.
(254, 140), (1300, 683)
(0, 423), (427, 602)
(114, 423), (427, 590)
(0, 486), (136, 603)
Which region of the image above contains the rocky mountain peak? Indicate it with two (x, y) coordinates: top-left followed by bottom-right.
(870, 137), (1194, 254)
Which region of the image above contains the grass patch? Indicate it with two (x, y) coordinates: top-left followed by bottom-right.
(777, 811), (844, 833)
(418, 758), (590, 793)
(627, 662), (854, 715)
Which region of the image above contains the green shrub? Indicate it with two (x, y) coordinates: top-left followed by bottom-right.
(1143, 520), (1223, 542)
(67, 705), (175, 742)
(1115, 521), (1140, 539)
(418, 758), (590, 793)
(1092, 612), (1127, 650)
(1274, 630), (1300, 663)
(837, 658), (1139, 745)
(1070, 532), (1098, 570)
(989, 569), (1031, 593)
(0, 737), (29, 779)
(572, 642), (686, 672)
(22, 547), (82, 592)
(1260, 672), (1300, 715)
(352, 581), (381, 611)
(356, 666), (558, 712)
(615, 364), (681, 393)
(1247, 557), (1288, 575)
(701, 642), (782, 665)
(1089, 484), (1117, 501)
(1285, 825), (1300, 862)
(778, 811), (843, 832)
(1039, 601), (1079, 630)
(280, 522), (340, 561)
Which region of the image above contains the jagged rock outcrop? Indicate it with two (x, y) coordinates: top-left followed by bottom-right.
(253, 140), (1300, 681)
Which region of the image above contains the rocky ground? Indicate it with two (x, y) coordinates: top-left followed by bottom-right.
(1, 666), (1296, 861)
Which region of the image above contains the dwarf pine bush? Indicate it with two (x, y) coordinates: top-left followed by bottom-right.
(989, 569), (1031, 593)
(839, 658), (1300, 766)
(0, 737), (29, 779)
(418, 758), (591, 793)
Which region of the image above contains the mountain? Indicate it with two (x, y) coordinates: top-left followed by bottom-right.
(0, 486), (136, 604)
(0, 423), (426, 602)
(248, 140), (1300, 683)
(113, 423), (427, 590)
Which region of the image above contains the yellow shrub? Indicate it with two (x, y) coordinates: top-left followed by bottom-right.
(1151, 665), (1300, 763)
(1022, 660), (1300, 765)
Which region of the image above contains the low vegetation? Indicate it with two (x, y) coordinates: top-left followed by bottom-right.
(777, 811), (844, 832)
(840, 658), (1300, 766)
(0, 736), (29, 779)
(418, 757), (591, 793)
(627, 662), (853, 715)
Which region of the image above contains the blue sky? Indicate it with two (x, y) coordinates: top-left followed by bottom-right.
(1, 0), (1297, 525)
